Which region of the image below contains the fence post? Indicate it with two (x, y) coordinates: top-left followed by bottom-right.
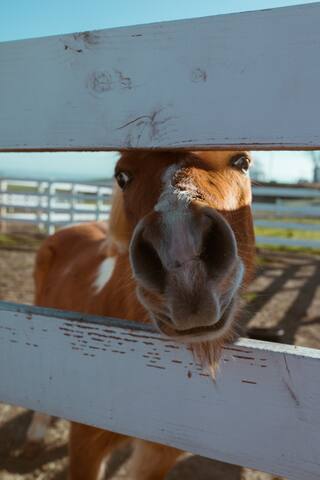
(0, 179), (8, 234)
(70, 183), (76, 224)
(36, 181), (45, 232)
(46, 181), (55, 235)
(96, 186), (104, 221)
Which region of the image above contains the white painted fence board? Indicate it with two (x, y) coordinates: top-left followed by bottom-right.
(255, 220), (320, 232)
(0, 212), (109, 224)
(0, 178), (113, 232)
(0, 191), (112, 200)
(0, 301), (319, 479)
(1, 179), (112, 189)
(253, 203), (320, 217)
(2, 3), (320, 151)
(256, 236), (320, 248)
(253, 187), (320, 199)
(0, 202), (110, 213)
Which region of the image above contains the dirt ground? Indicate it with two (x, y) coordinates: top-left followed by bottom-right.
(0, 244), (319, 480)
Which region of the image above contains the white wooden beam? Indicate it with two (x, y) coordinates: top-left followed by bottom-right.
(0, 301), (319, 479)
(1, 3), (320, 151)
(256, 235), (320, 248)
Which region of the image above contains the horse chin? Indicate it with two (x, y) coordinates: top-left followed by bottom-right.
(136, 284), (238, 376)
(152, 299), (236, 344)
(136, 284), (238, 375)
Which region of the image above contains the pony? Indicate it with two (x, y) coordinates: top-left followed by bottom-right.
(30, 150), (255, 479)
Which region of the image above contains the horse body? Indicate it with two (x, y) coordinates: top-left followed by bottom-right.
(32, 150), (255, 479)
(34, 222), (145, 322)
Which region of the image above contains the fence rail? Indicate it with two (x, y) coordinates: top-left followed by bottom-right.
(0, 301), (319, 480)
(2, 3), (320, 151)
(252, 185), (320, 249)
(1, 179), (319, 248)
(0, 178), (112, 234)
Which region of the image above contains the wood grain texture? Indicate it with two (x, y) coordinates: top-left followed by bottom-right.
(0, 301), (319, 479)
(1, 3), (320, 151)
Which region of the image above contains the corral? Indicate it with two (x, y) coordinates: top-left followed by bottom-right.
(1, 2), (320, 480)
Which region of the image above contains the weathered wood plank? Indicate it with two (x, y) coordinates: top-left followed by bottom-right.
(0, 301), (319, 479)
(1, 3), (320, 151)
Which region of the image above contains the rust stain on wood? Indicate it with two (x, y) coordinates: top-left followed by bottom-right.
(73, 31), (100, 46)
(146, 364), (166, 370)
(223, 346), (252, 354)
(86, 332), (109, 339)
(191, 68), (207, 83)
(74, 324), (97, 331)
(117, 107), (174, 146)
(87, 70), (132, 95)
(64, 44), (83, 53)
(126, 332), (167, 342)
(164, 344), (180, 350)
(233, 355), (255, 361)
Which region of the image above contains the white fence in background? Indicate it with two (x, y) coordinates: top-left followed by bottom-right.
(1, 179), (319, 248)
(253, 185), (320, 249)
(0, 178), (113, 234)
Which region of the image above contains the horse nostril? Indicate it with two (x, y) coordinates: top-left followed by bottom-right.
(200, 211), (237, 277)
(130, 225), (166, 293)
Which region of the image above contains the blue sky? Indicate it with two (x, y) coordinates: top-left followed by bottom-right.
(0, 0), (317, 182)
(1, 0), (318, 42)
(0, 151), (314, 183)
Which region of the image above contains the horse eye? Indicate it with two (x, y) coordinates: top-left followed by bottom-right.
(230, 154), (250, 174)
(115, 171), (132, 189)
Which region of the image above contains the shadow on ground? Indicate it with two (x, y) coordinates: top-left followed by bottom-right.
(1, 247), (319, 479)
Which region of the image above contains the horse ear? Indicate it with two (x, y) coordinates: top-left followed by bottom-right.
(108, 183), (131, 251)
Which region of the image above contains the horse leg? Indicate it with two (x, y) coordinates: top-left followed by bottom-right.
(128, 439), (182, 480)
(23, 412), (52, 457)
(69, 422), (127, 480)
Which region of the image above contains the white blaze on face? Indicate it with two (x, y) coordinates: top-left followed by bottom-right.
(154, 163), (194, 212)
(93, 257), (116, 294)
(154, 163), (201, 266)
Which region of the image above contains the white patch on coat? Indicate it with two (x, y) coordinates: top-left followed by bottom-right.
(154, 163), (202, 265)
(93, 257), (116, 294)
(26, 413), (51, 443)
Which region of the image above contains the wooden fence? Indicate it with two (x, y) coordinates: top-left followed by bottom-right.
(253, 185), (320, 249)
(0, 178), (112, 234)
(1, 2), (320, 478)
(1, 178), (320, 248)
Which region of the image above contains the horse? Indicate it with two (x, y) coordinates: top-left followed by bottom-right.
(30, 150), (255, 479)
